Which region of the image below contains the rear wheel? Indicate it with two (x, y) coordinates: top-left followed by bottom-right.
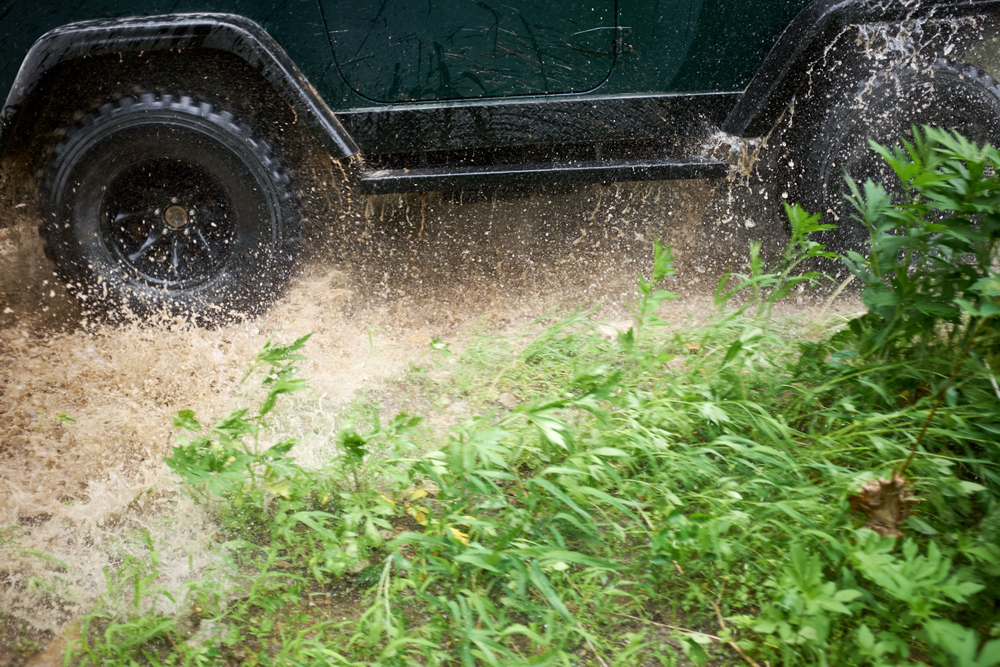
(793, 58), (1000, 259)
(40, 93), (300, 322)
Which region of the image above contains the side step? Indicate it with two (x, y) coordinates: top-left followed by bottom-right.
(357, 157), (729, 195)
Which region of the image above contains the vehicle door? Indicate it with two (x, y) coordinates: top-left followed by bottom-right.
(320, 0), (618, 102)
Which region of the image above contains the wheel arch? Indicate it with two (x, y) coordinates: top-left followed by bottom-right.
(0, 13), (358, 163)
(722, 0), (1000, 137)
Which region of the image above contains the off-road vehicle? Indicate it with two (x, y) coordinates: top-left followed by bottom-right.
(3, 0), (1000, 318)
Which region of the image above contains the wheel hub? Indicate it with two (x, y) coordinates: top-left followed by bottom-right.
(162, 204), (189, 230)
(101, 158), (235, 287)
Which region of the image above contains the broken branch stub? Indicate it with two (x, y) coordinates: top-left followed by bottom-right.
(848, 474), (921, 538)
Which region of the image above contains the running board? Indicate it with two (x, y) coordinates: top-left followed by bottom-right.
(357, 157), (729, 194)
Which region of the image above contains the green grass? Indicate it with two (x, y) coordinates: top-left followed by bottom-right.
(61, 128), (1000, 666)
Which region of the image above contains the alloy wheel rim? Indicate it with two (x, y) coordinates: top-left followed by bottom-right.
(100, 158), (236, 288)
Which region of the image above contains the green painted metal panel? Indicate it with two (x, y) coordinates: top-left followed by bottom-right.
(0, 0), (816, 114)
(713, 0), (813, 89)
(321, 0), (618, 101)
(612, 0), (714, 94)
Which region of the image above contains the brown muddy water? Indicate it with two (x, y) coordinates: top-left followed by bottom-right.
(0, 138), (838, 662)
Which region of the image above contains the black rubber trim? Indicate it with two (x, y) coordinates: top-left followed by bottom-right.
(357, 157), (729, 194)
(723, 0), (1000, 137)
(0, 13), (358, 160)
(339, 93), (738, 155)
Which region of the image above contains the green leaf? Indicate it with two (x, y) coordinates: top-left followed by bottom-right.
(574, 486), (642, 523)
(817, 598), (851, 615)
(499, 624), (546, 644)
(259, 378), (309, 417)
(721, 340), (744, 366)
(753, 621), (777, 634)
(538, 550), (622, 570)
(429, 336), (453, 355)
(978, 640), (1000, 667)
(926, 620), (1000, 666)
(212, 409), (257, 441)
(289, 511), (339, 541)
(265, 439), (296, 457)
(528, 478), (595, 527)
(651, 238), (676, 283)
(525, 410), (570, 449)
(173, 409), (202, 431)
(528, 559), (573, 622)
(588, 447), (630, 458)
(255, 333), (313, 367)
(455, 554), (501, 573)
(687, 632), (714, 645)
(972, 274), (1000, 297)
(856, 625), (875, 652)
(958, 481), (987, 496)
(834, 589), (863, 603)
(698, 402), (731, 424)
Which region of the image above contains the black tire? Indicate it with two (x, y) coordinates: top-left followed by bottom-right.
(793, 58), (1000, 259)
(40, 93), (300, 322)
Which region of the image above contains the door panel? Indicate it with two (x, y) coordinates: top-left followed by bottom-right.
(714, 0), (812, 89)
(322, 0), (617, 102)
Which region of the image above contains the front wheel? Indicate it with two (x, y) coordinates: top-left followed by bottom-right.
(40, 93), (301, 322)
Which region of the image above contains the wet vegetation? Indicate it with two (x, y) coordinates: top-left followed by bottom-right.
(7, 127), (1000, 665)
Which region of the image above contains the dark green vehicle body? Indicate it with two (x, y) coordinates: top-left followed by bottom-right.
(0, 0), (815, 163)
(5, 0), (997, 165)
(0, 0), (810, 102)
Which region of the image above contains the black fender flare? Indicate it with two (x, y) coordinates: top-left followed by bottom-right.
(0, 13), (358, 160)
(722, 0), (1000, 137)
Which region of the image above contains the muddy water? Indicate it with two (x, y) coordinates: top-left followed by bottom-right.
(0, 145), (791, 660)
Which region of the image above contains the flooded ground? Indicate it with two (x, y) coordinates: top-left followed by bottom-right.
(0, 142), (851, 663)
